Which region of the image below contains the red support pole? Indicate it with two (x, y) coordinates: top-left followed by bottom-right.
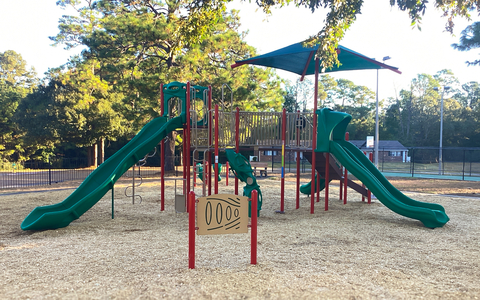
(251, 190), (258, 265)
(325, 154), (330, 211)
(310, 58), (320, 214)
(235, 107), (240, 195)
(160, 84), (165, 211)
(339, 176), (343, 201)
(214, 105), (219, 194)
(368, 152), (373, 204)
(188, 191), (196, 269)
(225, 161), (229, 186)
(362, 151), (366, 202)
(280, 108), (286, 212)
(208, 153), (212, 196)
(343, 132), (349, 204)
(296, 111), (300, 209)
(208, 87), (213, 196)
(183, 129), (186, 196)
(186, 82), (191, 196)
(296, 151), (300, 209)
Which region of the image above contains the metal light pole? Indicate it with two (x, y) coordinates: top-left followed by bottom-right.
(374, 56), (391, 168)
(433, 86), (450, 175)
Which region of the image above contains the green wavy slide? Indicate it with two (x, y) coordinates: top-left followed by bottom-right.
(330, 139), (449, 228)
(21, 116), (184, 231)
(299, 174), (327, 195)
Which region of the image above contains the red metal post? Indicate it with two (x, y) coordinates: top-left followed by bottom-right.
(186, 82), (191, 196)
(310, 58), (320, 214)
(183, 128), (186, 196)
(280, 109), (286, 212)
(235, 107), (240, 195)
(368, 152), (373, 204)
(362, 151), (366, 202)
(325, 154), (330, 211)
(214, 105), (219, 194)
(160, 84), (165, 211)
(343, 132), (349, 204)
(296, 111), (300, 209)
(339, 176), (343, 201)
(251, 190), (258, 265)
(188, 191), (196, 269)
(207, 153), (212, 196)
(208, 87), (213, 196)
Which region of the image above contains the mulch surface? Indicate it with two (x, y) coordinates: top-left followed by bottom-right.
(1, 175), (480, 299)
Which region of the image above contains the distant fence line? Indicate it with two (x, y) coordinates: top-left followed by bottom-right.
(1, 147), (480, 189)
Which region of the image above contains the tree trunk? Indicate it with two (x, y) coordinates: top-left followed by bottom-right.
(97, 138), (105, 165)
(164, 131), (177, 171)
(87, 145), (98, 167)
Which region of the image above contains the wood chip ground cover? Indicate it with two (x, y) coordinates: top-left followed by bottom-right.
(1, 177), (480, 299)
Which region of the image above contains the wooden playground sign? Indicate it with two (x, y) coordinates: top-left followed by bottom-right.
(197, 194), (249, 235)
(189, 190), (258, 269)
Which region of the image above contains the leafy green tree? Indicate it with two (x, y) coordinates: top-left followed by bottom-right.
(0, 50), (37, 162)
(0, 80), (24, 161)
(283, 91), (298, 112)
(52, 2), (284, 115)
(50, 2), (285, 169)
(0, 50), (37, 88)
(462, 81), (480, 110)
(331, 78), (355, 107)
(178, 11), (284, 112)
(452, 21), (480, 66)
(317, 74), (337, 108)
(15, 60), (127, 163)
(382, 71), (480, 148)
(283, 78), (313, 112)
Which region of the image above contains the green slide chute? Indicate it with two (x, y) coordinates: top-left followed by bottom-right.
(329, 140), (449, 228)
(21, 116), (184, 231)
(315, 107), (449, 228)
(299, 175), (327, 195)
(225, 149), (262, 215)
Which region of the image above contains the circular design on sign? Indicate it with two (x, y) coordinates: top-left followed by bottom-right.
(234, 208), (239, 218)
(205, 201), (212, 225)
(226, 206), (232, 221)
(216, 203), (223, 224)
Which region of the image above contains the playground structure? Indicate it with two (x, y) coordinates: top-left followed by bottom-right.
(21, 81), (450, 231)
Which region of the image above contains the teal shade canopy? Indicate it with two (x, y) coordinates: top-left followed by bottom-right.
(231, 41), (401, 77)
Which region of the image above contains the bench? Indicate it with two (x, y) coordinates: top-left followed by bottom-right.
(250, 162), (268, 177)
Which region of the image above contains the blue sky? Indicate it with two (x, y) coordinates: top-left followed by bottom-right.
(1, 0), (479, 103)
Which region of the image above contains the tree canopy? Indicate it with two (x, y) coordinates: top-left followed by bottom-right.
(3, 2), (285, 163)
(452, 21), (480, 66)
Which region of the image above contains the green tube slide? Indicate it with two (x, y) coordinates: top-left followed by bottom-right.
(21, 115), (184, 231)
(225, 149), (262, 215)
(329, 140), (449, 228)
